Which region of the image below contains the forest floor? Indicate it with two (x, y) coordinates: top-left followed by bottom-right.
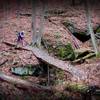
(0, 1), (100, 100)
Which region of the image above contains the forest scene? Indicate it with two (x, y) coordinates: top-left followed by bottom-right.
(0, 0), (100, 100)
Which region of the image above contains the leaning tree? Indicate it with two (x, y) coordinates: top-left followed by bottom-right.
(84, 0), (98, 55)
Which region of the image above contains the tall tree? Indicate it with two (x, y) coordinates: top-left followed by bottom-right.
(32, 0), (45, 47)
(84, 0), (98, 55)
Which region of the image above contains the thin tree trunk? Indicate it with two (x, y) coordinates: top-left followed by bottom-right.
(32, 0), (44, 47)
(32, 0), (37, 45)
(37, 0), (45, 46)
(84, 0), (98, 55)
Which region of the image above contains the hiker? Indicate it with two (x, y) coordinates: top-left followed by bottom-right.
(16, 31), (25, 46)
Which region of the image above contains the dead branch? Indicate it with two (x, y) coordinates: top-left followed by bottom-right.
(72, 53), (95, 63)
(0, 59), (8, 66)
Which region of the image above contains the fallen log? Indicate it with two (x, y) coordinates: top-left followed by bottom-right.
(0, 71), (51, 91)
(0, 71), (99, 94)
(75, 47), (94, 53)
(3, 42), (30, 51)
(3, 41), (87, 81)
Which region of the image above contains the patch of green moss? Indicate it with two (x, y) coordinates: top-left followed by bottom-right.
(65, 83), (88, 93)
(78, 32), (87, 35)
(96, 26), (100, 33)
(21, 76), (28, 80)
(56, 43), (76, 61)
(56, 70), (64, 80)
(96, 52), (100, 58)
(54, 68), (65, 85)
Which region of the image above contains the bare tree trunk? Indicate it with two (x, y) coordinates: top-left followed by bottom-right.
(32, 0), (45, 47)
(71, 0), (75, 6)
(37, 0), (45, 47)
(84, 0), (98, 55)
(32, 0), (37, 45)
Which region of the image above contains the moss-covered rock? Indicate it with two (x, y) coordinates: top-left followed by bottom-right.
(62, 21), (91, 42)
(11, 64), (44, 76)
